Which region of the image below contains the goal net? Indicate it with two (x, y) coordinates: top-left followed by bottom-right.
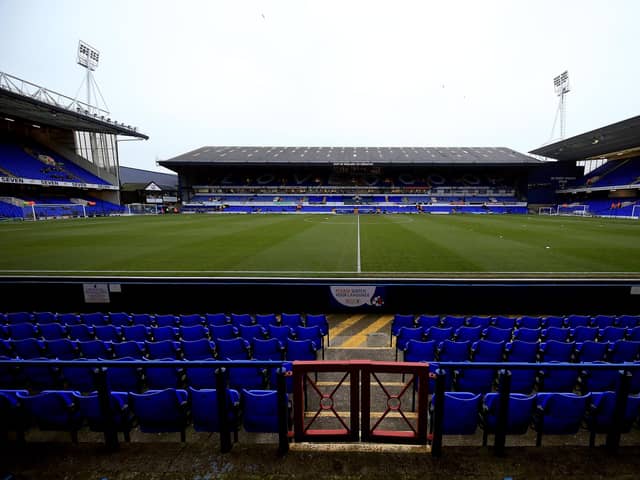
(632, 205), (640, 219)
(23, 203), (86, 220)
(125, 203), (161, 215)
(557, 204), (590, 217)
(538, 206), (556, 216)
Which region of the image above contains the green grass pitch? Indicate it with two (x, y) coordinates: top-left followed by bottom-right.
(0, 214), (638, 277)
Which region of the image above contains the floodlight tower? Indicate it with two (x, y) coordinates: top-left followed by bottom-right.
(550, 70), (570, 141)
(76, 40), (109, 115)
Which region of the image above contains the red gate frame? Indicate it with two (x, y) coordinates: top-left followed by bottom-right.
(292, 360), (429, 444)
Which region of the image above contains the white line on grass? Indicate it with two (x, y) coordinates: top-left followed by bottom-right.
(356, 214), (361, 273)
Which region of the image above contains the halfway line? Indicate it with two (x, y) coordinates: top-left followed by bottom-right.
(356, 214), (361, 273)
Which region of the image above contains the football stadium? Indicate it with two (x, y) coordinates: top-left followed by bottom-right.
(1, 5), (640, 480)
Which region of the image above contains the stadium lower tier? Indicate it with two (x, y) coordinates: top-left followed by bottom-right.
(0, 195), (123, 219)
(182, 204), (528, 214)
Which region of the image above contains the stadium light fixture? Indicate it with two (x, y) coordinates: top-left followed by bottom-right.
(77, 41), (100, 71)
(550, 70), (571, 140)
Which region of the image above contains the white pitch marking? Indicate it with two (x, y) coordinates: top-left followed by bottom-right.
(356, 215), (361, 273)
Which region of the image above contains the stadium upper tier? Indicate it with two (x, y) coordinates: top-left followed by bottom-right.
(569, 157), (640, 190)
(0, 140), (112, 187)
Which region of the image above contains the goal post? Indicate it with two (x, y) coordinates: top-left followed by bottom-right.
(632, 205), (640, 219)
(125, 203), (161, 215)
(538, 206), (556, 216)
(23, 203), (87, 220)
(557, 204), (589, 217)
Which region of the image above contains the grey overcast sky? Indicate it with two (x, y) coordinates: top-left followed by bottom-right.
(1, 0), (639, 173)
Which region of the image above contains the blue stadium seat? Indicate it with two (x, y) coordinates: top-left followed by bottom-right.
(67, 324), (94, 341)
(608, 341), (640, 363)
(416, 315), (440, 329)
(628, 327), (640, 341)
(155, 314), (179, 328)
(285, 339), (318, 361)
(151, 326), (178, 342)
(46, 339), (79, 359)
(539, 340), (574, 362)
(305, 314), (329, 346)
(493, 316), (516, 330)
(516, 316), (541, 330)
(179, 325), (209, 341)
(435, 392), (481, 435)
(239, 324), (267, 344)
(108, 312), (132, 327)
(34, 312), (57, 324)
(565, 315), (591, 329)
(144, 358), (183, 389)
(395, 327), (424, 361)
(81, 312), (108, 327)
(185, 359), (218, 389)
(179, 314), (204, 327)
(231, 313), (254, 327)
(579, 362), (618, 394)
(504, 341), (539, 394)
(242, 389), (286, 433)
(7, 323), (39, 340)
(403, 339), (437, 363)
(181, 339), (216, 360)
(482, 326), (512, 343)
(131, 313), (155, 327)
(129, 388), (189, 441)
(572, 326), (598, 343)
(466, 316), (491, 329)
(592, 315), (616, 329)
(146, 340), (180, 359)
(454, 326), (483, 343)
(441, 316), (465, 330)
(599, 326), (627, 342)
(252, 337), (284, 361)
(424, 327), (454, 343)
(121, 325), (150, 342)
(204, 313), (230, 327)
(586, 391), (640, 447)
(94, 325), (122, 342)
(512, 328), (541, 343)
(267, 325), (293, 344)
(62, 358), (96, 392)
(480, 393), (536, 446)
(228, 363), (267, 391)
(106, 357), (143, 392)
(575, 341), (608, 362)
(437, 340), (470, 362)
(210, 324), (239, 341)
(295, 326), (325, 358)
(542, 316), (565, 329)
(471, 340), (505, 362)
(533, 392), (591, 446)
(39, 323), (67, 340)
(280, 313), (303, 330)
(541, 327), (570, 343)
(113, 341), (146, 359)
(12, 338), (45, 359)
(217, 338), (250, 360)
(73, 390), (132, 441)
(190, 387), (240, 436)
(17, 390), (83, 443)
(6, 312), (33, 325)
(20, 357), (61, 390)
(537, 363), (579, 392)
(56, 313), (81, 325)
(78, 340), (112, 359)
(255, 313), (278, 329)
(617, 315), (640, 329)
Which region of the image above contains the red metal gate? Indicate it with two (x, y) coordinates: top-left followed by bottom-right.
(292, 360), (429, 444)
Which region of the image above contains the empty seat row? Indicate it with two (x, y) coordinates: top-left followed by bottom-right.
(433, 391), (640, 448)
(0, 337), (320, 363)
(0, 312), (329, 333)
(391, 314), (640, 337)
(0, 386), (290, 443)
(0, 323), (327, 349)
(395, 325), (640, 354)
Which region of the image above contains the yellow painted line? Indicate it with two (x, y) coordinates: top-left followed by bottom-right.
(341, 314), (393, 348)
(330, 314), (368, 341)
